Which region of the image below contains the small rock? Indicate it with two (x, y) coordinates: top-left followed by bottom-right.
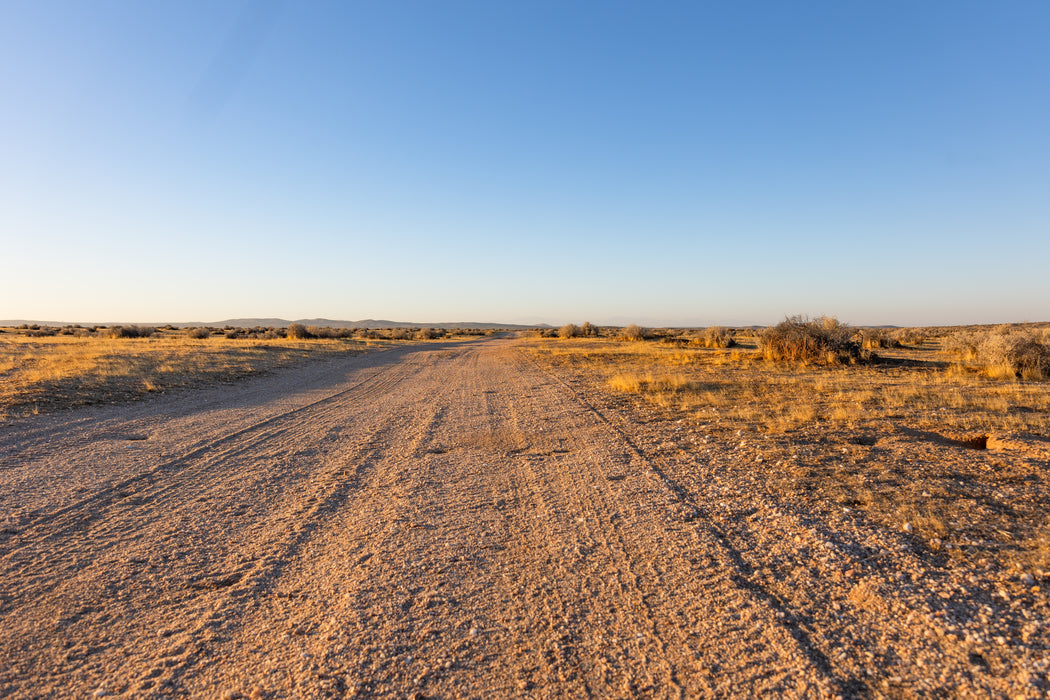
(93, 690), (108, 698)
(903, 522), (913, 534)
(1021, 573), (1035, 586)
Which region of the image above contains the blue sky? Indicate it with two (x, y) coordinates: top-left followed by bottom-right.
(2, 1), (1048, 326)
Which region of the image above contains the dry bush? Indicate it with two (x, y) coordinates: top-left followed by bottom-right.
(580, 321), (598, 337)
(858, 328), (900, 350)
(187, 327), (211, 339)
(415, 328), (437, 340)
(760, 316), (863, 364)
(621, 324), (647, 342)
(949, 327), (1050, 380)
(106, 325), (155, 339)
(891, 328), (927, 346)
(286, 323), (312, 340)
(559, 323), (579, 339)
(387, 329), (410, 340)
(693, 326), (736, 349)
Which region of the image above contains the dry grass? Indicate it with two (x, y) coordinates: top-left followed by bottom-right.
(0, 327), (392, 420)
(523, 324), (1050, 573)
(945, 326), (1050, 380)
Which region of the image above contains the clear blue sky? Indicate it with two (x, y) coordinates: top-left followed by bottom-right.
(2, 1), (1048, 326)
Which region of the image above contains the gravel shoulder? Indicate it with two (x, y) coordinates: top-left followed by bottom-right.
(0, 337), (1044, 697)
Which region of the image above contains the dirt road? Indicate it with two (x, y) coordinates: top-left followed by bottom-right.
(0, 338), (1040, 698)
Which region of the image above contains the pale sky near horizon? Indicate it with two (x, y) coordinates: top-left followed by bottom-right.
(2, 1), (1048, 327)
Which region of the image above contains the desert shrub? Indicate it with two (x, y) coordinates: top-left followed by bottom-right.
(760, 316), (863, 364)
(621, 324), (648, 341)
(943, 331), (980, 361)
(286, 323), (313, 340)
(950, 327), (1050, 379)
(106, 325), (154, 339)
(858, 329), (900, 350)
(693, 326), (736, 349)
(891, 328), (927, 346)
(26, 327), (58, 337)
(187, 327), (211, 339)
(224, 329), (244, 339)
(388, 329), (409, 340)
(580, 321), (598, 337)
(416, 328), (437, 340)
(559, 323), (579, 339)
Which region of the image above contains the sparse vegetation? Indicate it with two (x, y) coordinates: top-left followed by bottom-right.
(524, 321), (1050, 574)
(0, 326), (406, 420)
(947, 326), (1050, 380)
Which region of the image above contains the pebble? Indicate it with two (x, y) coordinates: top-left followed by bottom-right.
(1021, 573), (1035, 586)
(903, 522), (913, 534)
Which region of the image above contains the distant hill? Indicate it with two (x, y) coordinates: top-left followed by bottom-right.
(1, 318), (551, 330)
(205, 318), (550, 330)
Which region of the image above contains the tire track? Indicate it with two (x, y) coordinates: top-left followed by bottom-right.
(0, 357), (415, 560)
(0, 350), (445, 698)
(510, 347), (844, 696)
(0, 338), (864, 698)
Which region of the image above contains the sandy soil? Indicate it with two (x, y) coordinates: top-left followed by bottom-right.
(0, 337), (1044, 698)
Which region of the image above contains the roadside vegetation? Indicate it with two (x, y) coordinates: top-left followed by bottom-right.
(525, 319), (1050, 574)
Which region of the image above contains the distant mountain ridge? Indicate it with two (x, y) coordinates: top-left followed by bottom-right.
(1, 318), (551, 330)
